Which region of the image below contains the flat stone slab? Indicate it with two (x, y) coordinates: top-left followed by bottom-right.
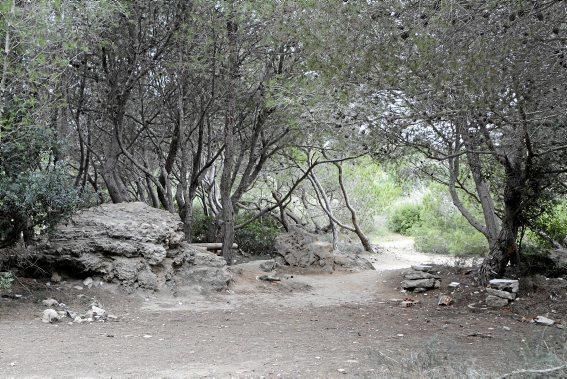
(489, 279), (519, 293)
(411, 264), (434, 273)
(486, 287), (516, 300)
(486, 295), (509, 307)
(401, 278), (439, 290)
(403, 270), (439, 280)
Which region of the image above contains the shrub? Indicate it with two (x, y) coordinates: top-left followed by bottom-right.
(0, 167), (79, 246)
(387, 203), (422, 235)
(235, 214), (281, 256)
(0, 272), (14, 290)
(411, 190), (488, 256)
(191, 211), (217, 243)
(530, 200), (567, 248)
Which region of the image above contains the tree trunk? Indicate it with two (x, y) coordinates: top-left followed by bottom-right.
(220, 3), (238, 264)
(335, 163), (374, 252)
(0, 0), (15, 118)
(102, 136), (130, 203)
(479, 166), (522, 282)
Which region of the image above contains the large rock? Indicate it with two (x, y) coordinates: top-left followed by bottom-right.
(401, 278), (439, 290)
(36, 202), (231, 292)
(274, 228), (374, 272)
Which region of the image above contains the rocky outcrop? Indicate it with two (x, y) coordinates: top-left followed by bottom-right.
(36, 202), (231, 292)
(274, 228), (374, 272)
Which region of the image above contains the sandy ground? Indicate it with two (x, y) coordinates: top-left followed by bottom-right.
(1, 237), (565, 378)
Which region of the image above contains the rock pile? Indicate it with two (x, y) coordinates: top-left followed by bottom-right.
(41, 298), (115, 324)
(274, 228), (374, 272)
(35, 202), (231, 292)
(485, 279), (519, 307)
(401, 265), (441, 292)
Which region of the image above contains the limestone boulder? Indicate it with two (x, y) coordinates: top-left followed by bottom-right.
(274, 228), (374, 272)
(34, 202), (231, 292)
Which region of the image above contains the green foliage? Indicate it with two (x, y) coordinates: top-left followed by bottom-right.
(235, 214), (281, 256)
(386, 186), (488, 256)
(0, 167), (79, 246)
(411, 190), (488, 256)
(531, 200), (567, 248)
(0, 271), (14, 290)
(387, 203), (422, 235)
(191, 210), (216, 243)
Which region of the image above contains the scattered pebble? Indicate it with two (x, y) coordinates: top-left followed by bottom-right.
(533, 316), (555, 326)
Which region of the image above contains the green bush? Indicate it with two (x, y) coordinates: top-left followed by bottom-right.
(387, 203), (422, 235)
(411, 190), (488, 256)
(530, 200), (567, 248)
(0, 167), (79, 246)
(0, 272), (14, 290)
(235, 214), (281, 256)
(191, 211), (217, 243)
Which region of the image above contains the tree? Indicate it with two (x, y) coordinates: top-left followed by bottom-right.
(356, 0), (567, 280)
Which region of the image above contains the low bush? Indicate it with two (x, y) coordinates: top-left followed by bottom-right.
(235, 214), (281, 256)
(191, 211), (217, 243)
(530, 200), (567, 248)
(387, 203), (422, 235)
(0, 167), (79, 247)
(0, 272), (14, 290)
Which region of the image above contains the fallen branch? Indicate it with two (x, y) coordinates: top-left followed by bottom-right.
(498, 365), (566, 379)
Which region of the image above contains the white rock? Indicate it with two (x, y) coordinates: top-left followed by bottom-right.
(41, 309), (60, 323)
(73, 285), (83, 291)
(448, 282), (460, 288)
(50, 272), (62, 283)
(83, 277), (93, 288)
(42, 298), (59, 307)
(534, 316), (555, 326)
(91, 305), (107, 318)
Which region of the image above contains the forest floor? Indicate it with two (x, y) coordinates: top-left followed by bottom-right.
(1, 236), (566, 378)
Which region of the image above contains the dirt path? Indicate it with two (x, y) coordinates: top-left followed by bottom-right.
(1, 237), (565, 377)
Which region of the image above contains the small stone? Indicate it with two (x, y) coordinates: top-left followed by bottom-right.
(41, 309), (60, 323)
(50, 272), (62, 283)
(73, 286), (83, 291)
(486, 287), (516, 300)
(437, 294), (453, 306)
(83, 277), (93, 288)
(259, 260), (277, 272)
(73, 316), (86, 323)
(413, 287), (427, 293)
(107, 314), (118, 320)
(258, 275), (281, 282)
(503, 326), (511, 331)
(486, 295), (509, 307)
(337, 368), (347, 374)
(143, 334), (152, 339)
(91, 305), (107, 318)
(400, 300), (417, 307)
(42, 298), (59, 307)
(448, 282), (460, 289)
(534, 316), (554, 326)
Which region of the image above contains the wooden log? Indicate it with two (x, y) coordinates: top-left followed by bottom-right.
(190, 243), (238, 251)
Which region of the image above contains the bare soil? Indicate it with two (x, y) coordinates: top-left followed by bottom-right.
(1, 237), (566, 378)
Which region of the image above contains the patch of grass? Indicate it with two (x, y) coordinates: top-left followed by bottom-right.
(0, 271), (14, 290)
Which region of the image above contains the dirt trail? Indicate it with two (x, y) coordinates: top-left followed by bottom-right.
(0, 236), (565, 377)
